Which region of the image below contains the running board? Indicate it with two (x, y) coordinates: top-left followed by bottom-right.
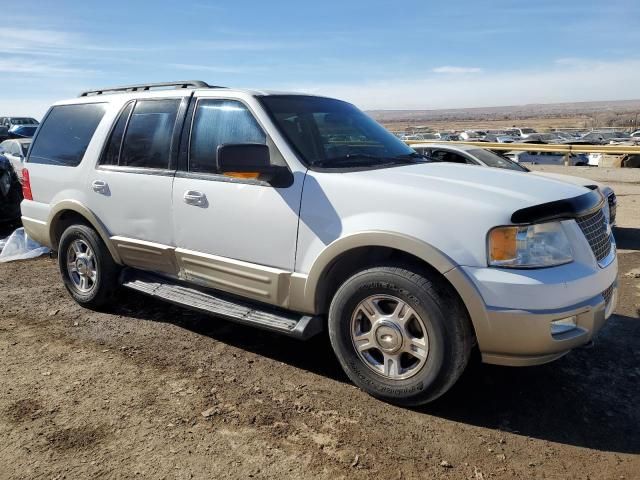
(120, 270), (323, 340)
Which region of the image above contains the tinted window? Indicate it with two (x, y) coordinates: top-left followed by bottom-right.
(100, 102), (133, 166)
(120, 99), (180, 169)
(431, 150), (469, 164)
(190, 99), (266, 174)
(28, 104), (106, 166)
(10, 117), (38, 125)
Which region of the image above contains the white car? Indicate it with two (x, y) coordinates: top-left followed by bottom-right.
(511, 127), (538, 139)
(21, 81), (617, 406)
(459, 130), (486, 140)
(411, 143), (617, 225)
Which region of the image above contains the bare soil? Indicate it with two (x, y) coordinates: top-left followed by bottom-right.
(1, 167), (639, 479)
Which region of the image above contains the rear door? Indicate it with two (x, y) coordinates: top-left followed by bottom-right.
(88, 93), (189, 274)
(170, 93), (304, 306)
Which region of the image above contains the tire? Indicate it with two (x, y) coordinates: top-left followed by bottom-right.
(328, 265), (473, 406)
(58, 224), (120, 310)
(622, 155), (640, 168)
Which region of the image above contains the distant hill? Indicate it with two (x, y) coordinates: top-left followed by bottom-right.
(368, 99), (640, 123)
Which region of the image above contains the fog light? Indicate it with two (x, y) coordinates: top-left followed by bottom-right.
(551, 316), (577, 335)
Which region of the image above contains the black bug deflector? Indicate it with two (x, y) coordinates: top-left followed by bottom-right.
(511, 189), (604, 224)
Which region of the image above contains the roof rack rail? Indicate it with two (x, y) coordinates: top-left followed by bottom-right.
(79, 80), (219, 97)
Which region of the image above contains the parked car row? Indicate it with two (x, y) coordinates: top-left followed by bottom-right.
(397, 127), (639, 147)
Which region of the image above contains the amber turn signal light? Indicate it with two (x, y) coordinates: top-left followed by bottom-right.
(489, 227), (518, 262)
(223, 172), (261, 179)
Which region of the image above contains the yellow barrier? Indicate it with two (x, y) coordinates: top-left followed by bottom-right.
(404, 140), (640, 155)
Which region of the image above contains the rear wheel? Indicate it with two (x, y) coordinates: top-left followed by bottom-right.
(328, 265), (473, 406)
(58, 224), (120, 309)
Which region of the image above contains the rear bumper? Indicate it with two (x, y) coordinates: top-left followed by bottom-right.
(21, 215), (51, 247)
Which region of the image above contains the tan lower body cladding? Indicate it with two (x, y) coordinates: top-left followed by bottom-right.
(111, 236), (292, 307)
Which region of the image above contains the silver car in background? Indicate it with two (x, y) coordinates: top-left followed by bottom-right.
(411, 143), (617, 225)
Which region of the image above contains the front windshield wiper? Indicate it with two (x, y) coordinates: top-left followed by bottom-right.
(312, 152), (428, 168)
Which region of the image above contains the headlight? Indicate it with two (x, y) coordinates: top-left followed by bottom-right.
(488, 221), (573, 268)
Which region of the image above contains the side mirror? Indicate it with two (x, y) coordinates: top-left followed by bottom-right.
(216, 144), (292, 187)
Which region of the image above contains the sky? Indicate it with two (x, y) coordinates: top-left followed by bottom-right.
(2, 0), (640, 118)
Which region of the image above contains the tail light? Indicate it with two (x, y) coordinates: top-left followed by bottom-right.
(22, 168), (33, 200)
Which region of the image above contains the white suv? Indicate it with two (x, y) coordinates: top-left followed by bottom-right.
(21, 81), (618, 405)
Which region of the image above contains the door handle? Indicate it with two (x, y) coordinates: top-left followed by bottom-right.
(183, 190), (207, 207)
(92, 180), (109, 195)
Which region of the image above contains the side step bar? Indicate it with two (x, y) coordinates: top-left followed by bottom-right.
(120, 269), (323, 340)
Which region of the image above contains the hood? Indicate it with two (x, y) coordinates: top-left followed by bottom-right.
(342, 162), (588, 211)
(531, 171), (613, 196)
(531, 171), (600, 188)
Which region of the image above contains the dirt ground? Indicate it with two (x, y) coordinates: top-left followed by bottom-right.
(1, 167), (639, 480)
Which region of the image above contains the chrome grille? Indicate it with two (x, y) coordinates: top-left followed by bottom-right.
(575, 208), (612, 263)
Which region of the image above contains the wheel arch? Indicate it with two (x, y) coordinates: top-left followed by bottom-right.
(294, 232), (461, 315)
(48, 200), (122, 263)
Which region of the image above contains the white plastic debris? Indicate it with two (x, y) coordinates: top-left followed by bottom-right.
(0, 227), (50, 263)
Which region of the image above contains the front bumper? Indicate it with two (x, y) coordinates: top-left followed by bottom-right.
(445, 255), (618, 367)
(479, 284), (616, 366)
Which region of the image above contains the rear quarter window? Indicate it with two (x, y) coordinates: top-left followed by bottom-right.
(28, 103), (106, 167)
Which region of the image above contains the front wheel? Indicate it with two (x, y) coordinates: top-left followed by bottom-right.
(328, 265), (473, 406)
(58, 224), (120, 309)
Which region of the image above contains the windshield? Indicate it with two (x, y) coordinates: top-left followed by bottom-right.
(260, 95), (418, 169)
(469, 148), (528, 171)
(520, 128), (536, 134)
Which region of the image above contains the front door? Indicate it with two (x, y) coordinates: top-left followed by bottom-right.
(171, 95), (304, 306)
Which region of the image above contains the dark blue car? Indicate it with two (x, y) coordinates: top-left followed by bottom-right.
(8, 125), (38, 139)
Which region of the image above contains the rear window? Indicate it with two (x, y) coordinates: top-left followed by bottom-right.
(28, 104), (106, 167)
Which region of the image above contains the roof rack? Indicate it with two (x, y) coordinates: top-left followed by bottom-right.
(79, 80), (219, 97)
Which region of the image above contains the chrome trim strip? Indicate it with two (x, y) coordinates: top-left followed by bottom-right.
(598, 235), (616, 269)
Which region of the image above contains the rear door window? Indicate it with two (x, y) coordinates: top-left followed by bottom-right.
(120, 99), (180, 169)
(100, 102), (134, 166)
(189, 99), (266, 174)
(28, 103), (106, 166)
